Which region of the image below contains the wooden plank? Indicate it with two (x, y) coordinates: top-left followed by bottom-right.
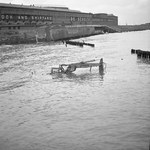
(69, 63), (100, 68)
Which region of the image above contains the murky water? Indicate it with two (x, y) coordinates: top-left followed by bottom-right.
(0, 30), (150, 150)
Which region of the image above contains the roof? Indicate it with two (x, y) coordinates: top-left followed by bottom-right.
(0, 3), (81, 13)
(34, 4), (69, 10)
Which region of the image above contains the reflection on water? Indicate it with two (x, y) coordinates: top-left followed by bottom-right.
(0, 31), (150, 150)
(51, 71), (104, 82)
(137, 57), (150, 64)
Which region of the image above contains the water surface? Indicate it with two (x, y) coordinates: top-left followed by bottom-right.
(0, 30), (150, 150)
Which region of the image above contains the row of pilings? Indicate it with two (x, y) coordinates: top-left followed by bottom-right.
(131, 49), (150, 59)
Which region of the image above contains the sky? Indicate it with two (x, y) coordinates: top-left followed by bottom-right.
(0, 0), (150, 25)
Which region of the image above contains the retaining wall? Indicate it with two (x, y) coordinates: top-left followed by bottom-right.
(45, 26), (95, 41)
(0, 27), (46, 45)
(0, 26), (96, 45)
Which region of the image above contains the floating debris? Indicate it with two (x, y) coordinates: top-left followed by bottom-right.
(65, 40), (95, 47)
(50, 58), (106, 74)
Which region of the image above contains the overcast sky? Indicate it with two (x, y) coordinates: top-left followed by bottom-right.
(0, 0), (150, 25)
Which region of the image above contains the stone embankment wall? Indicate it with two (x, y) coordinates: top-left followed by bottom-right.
(0, 24), (149, 45)
(0, 26), (96, 45)
(45, 25), (95, 41)
(0, 27), (46, 45)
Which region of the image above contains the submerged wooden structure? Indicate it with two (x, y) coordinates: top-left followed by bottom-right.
(51, 58), (105, 74)
(65, 40), (95, 47)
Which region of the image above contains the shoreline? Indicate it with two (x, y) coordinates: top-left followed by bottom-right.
(0, 24), (150, 45)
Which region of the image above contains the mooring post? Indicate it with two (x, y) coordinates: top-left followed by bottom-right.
(99, 58), (104, 74)
(131, 49), (135, 54)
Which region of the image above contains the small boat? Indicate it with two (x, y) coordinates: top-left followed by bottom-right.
(51, 58), (105, 74)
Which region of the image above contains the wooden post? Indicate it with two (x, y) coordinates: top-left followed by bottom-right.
(131, 49), (135, 54)
(99, 58), (104, 74)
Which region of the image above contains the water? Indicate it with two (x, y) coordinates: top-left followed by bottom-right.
(0, 30), (150, 150)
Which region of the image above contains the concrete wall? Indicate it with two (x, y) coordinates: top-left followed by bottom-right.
(0, 25), (96, 45)
(0, 27), (46, 45)
(45, 26), (95, 41)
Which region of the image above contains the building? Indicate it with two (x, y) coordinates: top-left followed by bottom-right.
(0, 3), (118, 31)
(92, 13), (118, 26)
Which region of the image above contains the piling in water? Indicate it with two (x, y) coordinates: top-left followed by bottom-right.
(131, 49), (136, 54)
(131, 49), (150, 59)
(99, 58), (104, 75)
